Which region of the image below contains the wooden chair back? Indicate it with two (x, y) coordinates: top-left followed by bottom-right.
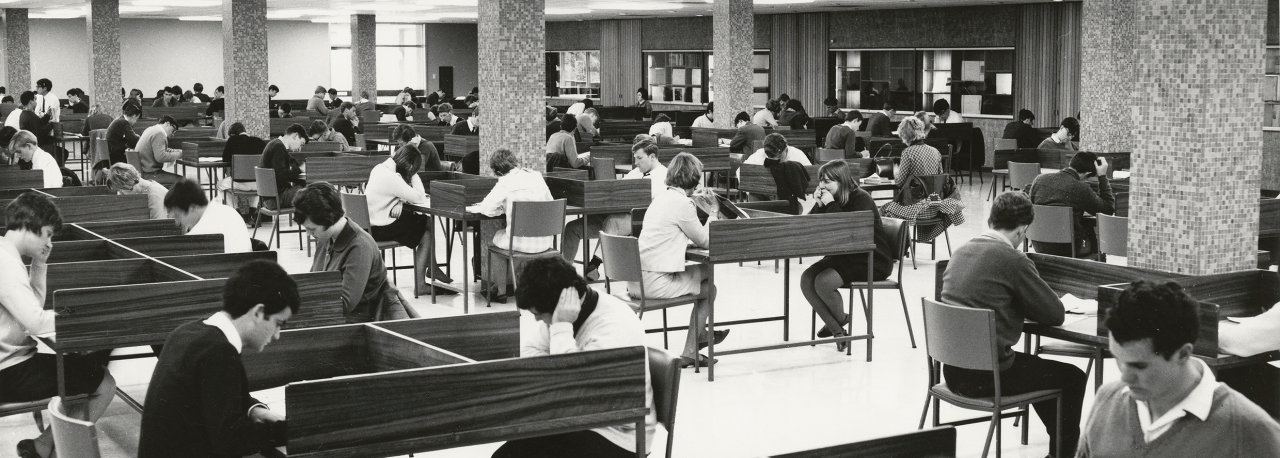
(1007, 161), (1041, 191)
(48, 397), (101, 458)
(1097, 214), (1128, 258)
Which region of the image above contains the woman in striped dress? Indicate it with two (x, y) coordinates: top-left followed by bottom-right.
(880, 117), (964, 242)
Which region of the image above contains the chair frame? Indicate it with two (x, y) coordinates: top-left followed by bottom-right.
(1026, 204), (1076, 258)
(0, 400), (49, 434)
(599, 232), (698, 349)
(339, 192), (413, 286)
(251, 166), (305, 250)
(484, 199), (567, 305)
(988, 139), (1019, 201)
(829, 217), (916, 349)
(646, 347), (682, 458)
(919, 298), (1062, 458)
(907, 174), (954, 269)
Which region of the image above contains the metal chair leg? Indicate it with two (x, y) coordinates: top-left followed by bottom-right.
(899, 288), (916, 348)
(917, 393), (932, 429)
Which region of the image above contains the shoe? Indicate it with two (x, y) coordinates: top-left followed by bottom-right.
(429, 266), (454, 285)
(679, 354), (717, 368)
(834, 333), (850, 352)
(584, 256), (603, 281)
(696, 329), (730, 350)
(817, 315), (854, 338)
(416, 285), (458, 296)
(16, 440), (40, 458)
(479, 289), (507, 304)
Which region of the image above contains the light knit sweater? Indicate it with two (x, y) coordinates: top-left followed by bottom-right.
(366, 158), (427, 227)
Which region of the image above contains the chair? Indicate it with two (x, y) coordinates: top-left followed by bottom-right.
(48, 397), (101, 458)
(647, 347), (682, 458)
(833, 218), (915, 348)
(340, 192), (412, 284)
(988, 139), (1018, 201)
(770, 427), (956, 458)
(225, 154), (261, 208)
(252, 167), (305, 249)
(1026, 205), (1075, 257)
(1097, 213), (1127, 258)
(817, 147), (844, 162)
(599, 233), (698, 349)
(0, 399), (50, 435)
(354, 133), (367, 150)
(630, 207), (646, 239)
(750, 139), (764, 154)
(484, 199), (567, 305)
(592, 157), (616, 180)
(919, 298), (1063, 458)
(727, 153), (744, 200)
(1006, 162), (1041, 193)
(907, 174), (953, 269)
(124, 149), (143, 170)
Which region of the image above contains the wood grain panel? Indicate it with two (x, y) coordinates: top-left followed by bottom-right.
(113, 234), (224, 257)
(153, 251), (278, 279)
(429, 179), (499, 213)
(1260, 198), (1279, 238)
(55, 194), (149, 223)
(306, 156), (387, 187)
(771, 129), (817, 153)
(300, 141), (344, 153)
(44, 258), (157, 307)
(47, 240), (135, 264)
(659, 147), (731, 172)
(596, 120), (651, 141)
(703, 211), (875, 263)
(369, 312), (520, 362)
(546, 170), (590, 180)
(39, 186), (113, 197)
(589, 144), (635, 166)
(285, 346), (647, 456)
(1176, 270), (1280, 318)
(771, 426), (956, 458)
(365, 326), (472, 373)
(1027, 253), (1186, 299)
(241, 323), (371, 392)
(178, 141), (228, 161)
(444, 135), (480, 161)
(691, 128), (738, 148)
(292, 151), (359, 163)
(418, 171), (480, 191)
(0, 169), (44, 190)
(270, 118), (310, 137)
(412, 125), (453, 142)
(73, 220), (184, 239)
(546, 176), (650, 209)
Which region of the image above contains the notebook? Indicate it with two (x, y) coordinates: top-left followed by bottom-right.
(716, 194), (750, 219)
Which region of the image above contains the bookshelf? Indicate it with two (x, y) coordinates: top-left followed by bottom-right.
(545, 51), (600, 98)
(644, 50), (770, 105)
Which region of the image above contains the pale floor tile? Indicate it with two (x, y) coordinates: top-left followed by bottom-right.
(1, 173), (1113, 457)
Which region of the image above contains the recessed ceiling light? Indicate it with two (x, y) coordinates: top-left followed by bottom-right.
(416, 0), (478, 6)
(120, 5), (164, 12)
(135, 0), (219, 6)
(588, 2), (684, 10)
(179, 15), (222, 21)
(754, 0), (815, 4)
(311, 16), (352, 23)
(546, 8), (593, 15)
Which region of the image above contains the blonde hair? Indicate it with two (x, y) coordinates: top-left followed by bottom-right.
(8, 130), (37, 152)
(106, 162), (142, 192)
(665, 152), (703, 190)
(897, 116), (928, 144)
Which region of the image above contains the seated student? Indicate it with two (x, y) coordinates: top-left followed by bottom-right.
(729, 111), (766, 155)
(435, 104), (459, 126)
(941, 191), (1085, 458)
(465, 149), (555, 302)
(128, 88), (144, 107)
(562, 142), (668, 280)
(8, 131), (62, 188)
(634, 87), (653, 120)
(295, 183), (414, 322)
(191, 82), (212, 103)
(259, 123), (308, 210)
(545, 115), (588, 171)
(575, 107), (599, 142)
(135, 115), (184, 185)
(393, 99), (417, 122)
(81, 103), (114, 136)
(0, 126), (13, 163)
(326, 88), (341, 107)
(306, 86), (330, 115)
(66, 88), (89, 113)
(105, 101), (142, 167)
(205, 86), (225, 117)
(822, 96), (841, 117)
(330, 102), (361, 145)
(493, 256), (656, 458)
(865, 103), (895, 138)
(545, 106), (562, 141)
(753, 99), (781, 128)
(451, 105), (480, 135)
(351, 91), (375, 113)
(1003, 109), (1039, 149)
(165, 179), (252, 253)
(392, 124), (443, 171)
(778, 99), (811, 130)
(307, 120), (350, 151)
(1, 193), (117, 458)
(367, 144), (453, 295)
(152, 86), (177, 107)
(762, 136), (811, 215)
(463, 87), (479, 108)
(648, 113), (674, 138)
(219, 121), (267, 215)
(267, 84), (279, 109)
(633, 152), (727, 368)
(802, 161), (895, 351)
(1038, 117), (1079, 151)
(1077, 280), (1280, 457)
(745, 132), (812, 167)
(691, 102), (715, 128)
(565, 98), (589, 117)
(271, 102), (294, 119)
(824, 110), (866, 158)
(137, 260), (293, 458)
(932, 98), (965, 124)
(106, 163), (169, 219)
(397, 86), (418, 106)
(1027, 151), (1114, 257)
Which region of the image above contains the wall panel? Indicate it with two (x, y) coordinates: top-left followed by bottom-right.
(1015, 2), (1081, 128)
(828, 6), (1015, 49)
(641, 17), (712, 50)
(547, 20), (600, 52)
(600, 20), (641, 106)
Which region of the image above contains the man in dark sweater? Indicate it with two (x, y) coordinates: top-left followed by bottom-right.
(105, 101), (142, 166)
(940, 191), (1086, 458)
(1027, 151), (1115, 257)
(865, 103), (895, 137)
(206, 86), (225, 117)
(1002, 109), (1039, 149)
(259, 123), (307, 210)
(331, 102), (361, 146)
(729, 111), (766, 155)
(138, 260), (295, 458)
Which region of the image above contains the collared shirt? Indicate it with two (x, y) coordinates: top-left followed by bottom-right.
(1131, 358), (1220, 443)
(202, 311), (243, 354)
(187, 202), (252, 253)
(637, 187), (711, 273)
(691, 114), (714, 128)
(31, 148), (62, 188)
(466, 168), (554, 253)
(311, 218), (396, 322)
(624, 163), (668, 201)
(34, 94), (59, 122)
(980, 229), (1016, 248)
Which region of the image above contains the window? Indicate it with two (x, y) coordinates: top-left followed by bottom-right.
(643, 51), (769, 105)
(935, 49), (1014, 117)
(550, 51), (600, 98)
(1267, 46), (1278, 129)
(329, 23), (426, 97)
(829, 48), (1015, 117)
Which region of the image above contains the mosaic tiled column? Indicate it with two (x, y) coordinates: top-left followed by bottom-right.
(1129, 0), (1266, 274)
(222, 0), (268, 138)
(1078, 0), (1134, 153)
(712, 0), (753, 129)
(477, 0), (545, 174)
(87, 0), (121, 117)
(350, 14), (376, 103)
(4, 9), (30, 94)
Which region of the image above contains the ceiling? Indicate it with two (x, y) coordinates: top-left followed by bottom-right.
(0, 0), (1067, 23)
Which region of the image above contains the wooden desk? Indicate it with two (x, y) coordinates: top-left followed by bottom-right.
(444, 134), (480, 161)
(240, 314), (649, 458)
(547, 176), (652, 273)
(0, 168), (43, 189)
(688, 211), (877, 380)
(0, 193), (150, 224)
(178, 140), (231, 198)
(691, 127), (738, 147)
(305, 156), (387, 188)
(269, 117), (310, 137)
(769, 426), (956, 458)
(738, 159), (893, 201)
(597, 120), (652, 142)
(410, 177), (501, 311)
(300, 141), (345, 152)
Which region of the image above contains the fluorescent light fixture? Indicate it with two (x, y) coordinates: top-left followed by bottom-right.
(416, 0), (478, 6)
(120, 5), (165, 12)
(33, 8), (85, 18)
(134, 0), (219, 6)
(755, 0), (815, 3)
(546, 8), (592, 15)
(267, 10), (304, 19)
(588, 2), (684, 10)
(311, 16), (352, 23)
(179, 15), (222, 21)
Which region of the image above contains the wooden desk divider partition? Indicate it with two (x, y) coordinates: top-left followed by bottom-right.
(418, 171), (481, 190)
(546, 169), (590, 180)
(658, 146), (731, 172)
(444, 134), (481, 161)
(429, 178), (500, 215)
(270, 117), (310, 137)
(738, 163), (824, 197)
(300, 141), (346, 153)
(0, 168), (44, 190)
(702, 211), (875, 263)
(414, 125), (453, 141)
(0, 192), (150, 225)
(39, 186), (115, 197)
(306, 155), (388, 188)
(240, 312), (650, 458)
(1259, 198), (1279, 264)
(179, 140), (230, 162)
(769, 129), (818, 153)
(66, 219), (183, 240)
(590, 144), (636, 167)
(691, 127), (738, 147)
(597, 120), (653, 141)
(769, 426), (957, 458)
(292, 151), (359, 163)
(546, 176), (651, 210)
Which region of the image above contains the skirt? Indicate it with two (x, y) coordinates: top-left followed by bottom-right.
(371, 212), (431, 249)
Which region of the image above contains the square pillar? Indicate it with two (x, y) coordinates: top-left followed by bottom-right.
(5, 9), (29, 94)
(477, 0), (545, 174)
(350, 14), (376, 104)
(223, 0), (269, 138)
(1129, 0), (1267, 274)
(1079, 0), (1135, 153)
(88, 0), (122, 117)
(712, 0), (754, 129)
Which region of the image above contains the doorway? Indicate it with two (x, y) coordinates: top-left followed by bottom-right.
(439, 66), (453, 100)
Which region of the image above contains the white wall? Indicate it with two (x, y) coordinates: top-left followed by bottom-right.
(18, 18), (329, 102)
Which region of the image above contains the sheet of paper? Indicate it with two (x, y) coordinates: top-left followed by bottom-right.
(961, 95), (982, 116)
(1061, 293), (1098, 315)
(996, 73), (1013, 95)
(961, 61), (984, 81)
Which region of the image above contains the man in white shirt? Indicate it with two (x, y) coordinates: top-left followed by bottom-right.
(33, 78), (59, 123)
(932, 98), (964, 124)
(565, 99), (589, 117)
(9, 130), (62, 188)
(562, 142), (668, 279)
(493, 256), (656, 458)
(164, 179), (253, 253)
(106, 163), (169, 220)
(691, 102), (715, 128)
(466, 149), (554, 302)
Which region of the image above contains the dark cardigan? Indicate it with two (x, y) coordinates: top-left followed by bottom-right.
(764, 157), (810, 215)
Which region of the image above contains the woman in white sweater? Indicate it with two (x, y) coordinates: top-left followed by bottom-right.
(366, 145), (452, 295)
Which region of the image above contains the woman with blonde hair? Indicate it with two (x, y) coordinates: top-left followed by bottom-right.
(105, 163), (169, 219)
(880, 116), (965, 243)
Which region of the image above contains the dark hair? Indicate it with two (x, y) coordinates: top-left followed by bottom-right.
(285, 123), (308, 139)
(733, 111), (750, 124)
(705, 101), (714, 113)
(844, 110), (863, 123)
(393, 124), (418, 143)
(1069, 151), (1099, 176)
(882, 102), (896, 111)
(763, 133), (788, 158)
(392, 145), (423, 183)
(122, 101), (142, 117)
(653, 113), (670, 124)
(19, 91), (36, 106)
(636, 87), (649, 100)
(469, 87), (479, 95)
(157, 115), (178, 127)
(637, 142), (659, 158)
(278, 102), (292, 114)
(268, 84), (279, 93)
(35, 78), (51, 90)
(129, 88), (142, 99)
(766, 99), (781, 113)
(932, 98), (950, 114)
(1018, 109), (1035, 122)
(489, 148), (519, 175)
(5, 192), (63, 234)
(0, 126), (17, 150)
(222, 260), (301, 318)
(545, 106), (559, 121)
(307, 120), (328, 137)
(784, 99), (804, 113)
(988, 191), (1034, 230)
(823, 96), (838, 107)
(293, 183), (344, 228)
(817, 160), (858, 206)
(171, 85), (183, 96)
(582, 99), (594, 109)
(1060, 117), (1080, 137)
(314, 86), (326, 95)
(163, 179), (209, 212)
(193, 83), (204, 92)
(216, 85), (224, 93)
(228, 122), (247, 136)
(339, 101), (355, 113)
(560, 114), (577, 132)
(328, 88), (337, 96)
(1, 96), (11, 103)
(514, 257), (587, 315)
(1105, 280), (1201, 359)
(778, 93), (791, 103)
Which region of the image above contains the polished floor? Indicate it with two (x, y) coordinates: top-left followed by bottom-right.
(0, 172), (1114, 458)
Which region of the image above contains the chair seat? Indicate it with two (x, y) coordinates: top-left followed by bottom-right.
(992, 169), (1008, 175)
(1039, 341), (1111, 358)
(0, 399), (50, 415)
(259, 206), (295, 216)
(843, 279), (900, 289)
(616, 293), (699, 313)
(930, 383), (1061, 410)
(486, 246), (561, 259)
(376, 240), (401, 250)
